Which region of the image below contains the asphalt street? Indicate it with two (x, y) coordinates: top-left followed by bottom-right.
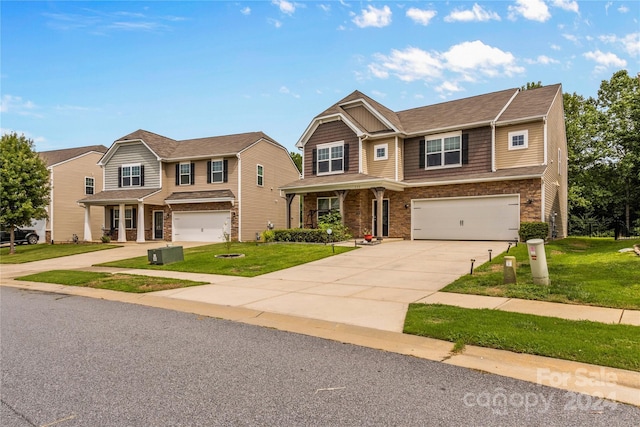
(2, 287), (639, 426)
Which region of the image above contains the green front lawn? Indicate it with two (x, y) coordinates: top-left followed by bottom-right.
(98, 242), (356, 277)
(0, 243), (119, 264)
(404, 304), (640, 372)
(17, 270), (206, 293)
(442, 237), (640, 309)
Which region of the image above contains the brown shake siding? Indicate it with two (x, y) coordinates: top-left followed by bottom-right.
(303, 121), (359, 178)
(403, 127), (492, 180)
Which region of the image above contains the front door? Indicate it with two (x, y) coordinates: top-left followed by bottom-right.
(373, 199), (389, 237)
(154, 211), (164, 239)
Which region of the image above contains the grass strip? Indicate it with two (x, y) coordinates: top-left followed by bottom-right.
(1, 243), (119, 264)
(17, 270), (207, 293)
(98, 242), (356, 277)
(442, 237), (640, 310)
(404, 303), (640, 372)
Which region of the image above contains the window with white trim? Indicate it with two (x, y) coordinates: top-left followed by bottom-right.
(85, 177), (94, 195)
(374, 143), (388, 161)
(257, 164), (264, 186)
(317, 197), (339, 220)
(508, 130), (528, 150)
(211, 160), (224, 183)
(179, 163), (191, 185)
(121, 164), (141, 187)
(113, 208), (136, 229)
(425, 132), (461, 168)
(317, 142), (344, 175)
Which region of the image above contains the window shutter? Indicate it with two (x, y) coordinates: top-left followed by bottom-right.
(140, 165), (145, 186)
(343, 144), (349, 171)
(110, 209), (114, 229)
(118, 167), (122, 188)
(190, 162), (195, 185)
(223, 159), (228, 183)
(175, 164), (180, 185)
(462, 133), (469, 165)
(207, 161), (212, 184)
(132, 208), (137, 229)
(312, 149), (317, 175)
(418, 140), (425, 169)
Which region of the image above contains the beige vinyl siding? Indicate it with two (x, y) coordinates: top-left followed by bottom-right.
(104, 142), (161, 190)
(50, 152), (105, 242)
(542, 92), (568, 238)
(343, 105), (388, 132)
(365, 137), (396, 179)
(239, 141), (300, 241)
(495, 123), (544, 169)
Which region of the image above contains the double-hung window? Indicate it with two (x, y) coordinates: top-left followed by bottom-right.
(257, 164), (264, 187)
(211, 160), (224, 183)
(424, 132), (462, 169)
(121, 164), (141, 187)
(85, 177), (94, 195)
(317, 197), (339, 220)
(508, 130), (528, 150)
(317, 142), (344, 175)
(179, 163), (191, 185)
(113, 208), (136, 229)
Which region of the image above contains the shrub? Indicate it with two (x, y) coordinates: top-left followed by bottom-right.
(262, 230), (275, 242)
(100, 235), (111, 243)
(519, 222), (549, 242)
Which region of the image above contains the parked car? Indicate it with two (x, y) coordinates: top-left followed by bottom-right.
(0, 228), (39, 245)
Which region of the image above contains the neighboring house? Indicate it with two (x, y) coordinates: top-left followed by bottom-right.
(79, 130), (300, 243)
(36, 145), (108, 243)
(281, 85), (568, 241)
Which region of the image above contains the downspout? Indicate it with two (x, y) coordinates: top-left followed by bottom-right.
(491, 122), (496, 172)
(543, 117), (548, 165)
(49, 169), (54, 242)
(236, 153), (242, 242)
(395, 136), (399, 181)
(358, 136), (363, 173)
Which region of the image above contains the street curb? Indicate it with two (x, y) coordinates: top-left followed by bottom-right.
(2, 280), (639, 407)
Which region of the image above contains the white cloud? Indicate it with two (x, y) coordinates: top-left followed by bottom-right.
(272, 0), (296, 15)
(369, 47), (443, 82)
(279, 86), (300, 98)
(618, 5), (629, 13)
(319, 4), (331, 13)
(352, 5), (392, 28)
(435, 81), (464, 94)
(599, 32), (640, 57)
(240, 7), (251, 16)
(445, 3), (500, 23)
(508, 0), (551, 22)
(0, 95), (41, 117)
(268, 18), (282, 28)
(550, 43), (561, 51)
(406, 8), (437, 25)
(562, 33), (579, 43)
(0, 128), (46, 144)
(583, 50), (627, 73)
(525, 55), (560, 64)
(442, 40), (525, 78)
(552, 0), (579, 13)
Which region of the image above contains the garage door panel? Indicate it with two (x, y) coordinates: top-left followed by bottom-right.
(413, 196), (519, 241)
(173, 211), (230, 242)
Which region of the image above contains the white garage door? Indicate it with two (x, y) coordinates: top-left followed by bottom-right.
(412, 195), (520, 241)
(172, 211), (230, 242)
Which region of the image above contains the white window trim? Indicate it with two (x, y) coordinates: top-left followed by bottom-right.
(374, 143), (388, 161)
(179, 162), (191, 186)
(211, 159), (224, 183)
(508, 130), (528, 150)
(121, 163), (141, 187)
(85, 176), (95, 195)
(317, 196), (339, 220)
(257, 164), (264, 187)
(424, 131), (462, 170)
(316, 141), (344, 176)
(113, 207), (135, 229)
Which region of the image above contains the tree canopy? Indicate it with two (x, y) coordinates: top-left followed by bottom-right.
(0, 132), (50, 253)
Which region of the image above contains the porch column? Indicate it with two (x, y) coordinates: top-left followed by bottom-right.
(334, 190), (349, 225)
(118, 203), (127, 242)
(370, 187), (385, 239)
(136, 202), (145, 242)
(83, 205), (92, 242)
(285, 194), (296, 229)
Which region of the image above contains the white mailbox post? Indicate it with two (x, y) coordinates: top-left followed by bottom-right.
(527, 239), (550, 285)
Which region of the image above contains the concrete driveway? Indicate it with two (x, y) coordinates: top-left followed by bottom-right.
(153, 240), (502, 332)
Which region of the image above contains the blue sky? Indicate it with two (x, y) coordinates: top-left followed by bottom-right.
(1, 1), (638, 154)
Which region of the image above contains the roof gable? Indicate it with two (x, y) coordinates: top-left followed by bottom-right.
(496, 84), (562, 123)
(39, 145), (108, 167)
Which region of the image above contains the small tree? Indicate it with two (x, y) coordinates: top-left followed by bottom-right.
(0, 133), (50, 254)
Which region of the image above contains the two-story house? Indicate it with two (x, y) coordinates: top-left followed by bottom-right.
(281, 85), (568, 241)
(79, 130), (300, 243)
(36, 145), (108, 243)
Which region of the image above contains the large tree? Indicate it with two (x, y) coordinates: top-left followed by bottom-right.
(0, 133), (50, 254)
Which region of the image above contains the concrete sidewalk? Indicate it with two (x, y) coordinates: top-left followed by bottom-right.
(1, 240), (639, 406)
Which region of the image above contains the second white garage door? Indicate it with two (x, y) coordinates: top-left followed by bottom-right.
(172, 211), (230, 242)
(412, 195), (520, 241)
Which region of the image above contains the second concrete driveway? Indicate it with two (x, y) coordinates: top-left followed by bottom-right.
(154, 240), (502, 332)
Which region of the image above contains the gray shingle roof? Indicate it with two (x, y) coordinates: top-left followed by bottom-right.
(78, 188), (159, 203)
(496, 84), (561, 123)
(39, 145), (107, 167)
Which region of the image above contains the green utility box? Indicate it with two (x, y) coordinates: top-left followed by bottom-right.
(148, 246), (184, 265)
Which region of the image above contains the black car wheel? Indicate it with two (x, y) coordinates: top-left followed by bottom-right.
(27, 235), (38, 245)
